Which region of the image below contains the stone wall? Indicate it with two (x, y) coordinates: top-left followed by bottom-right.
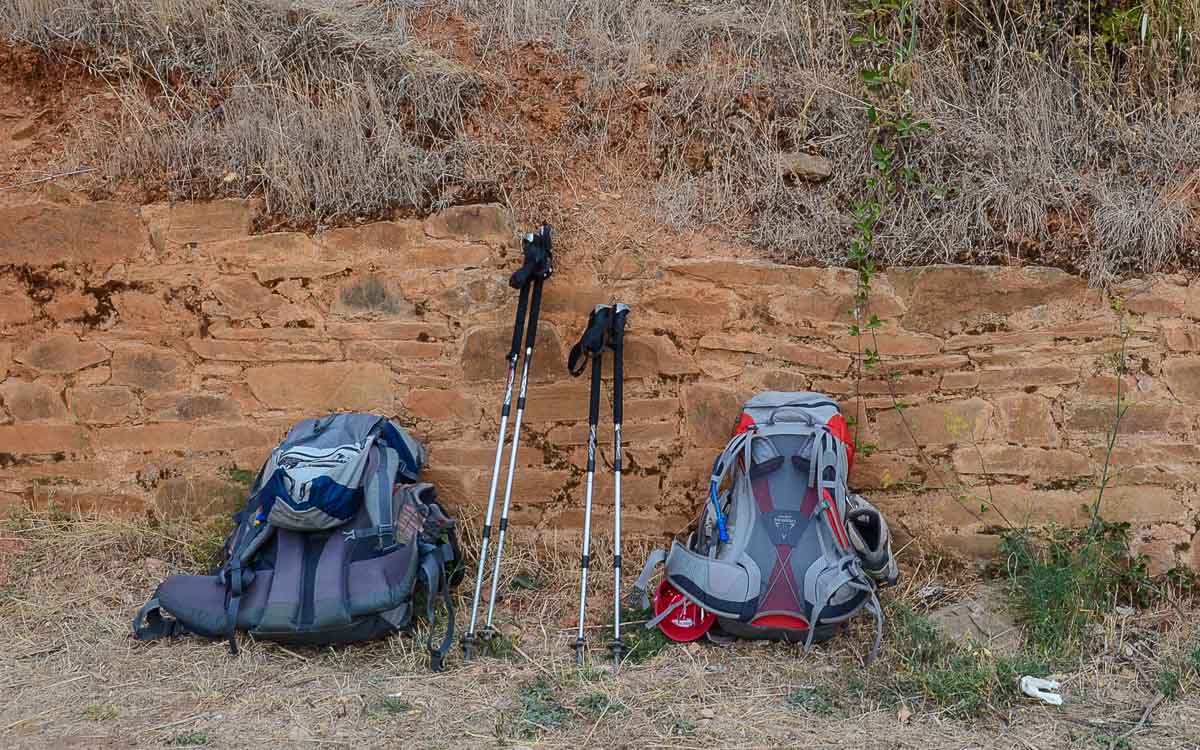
(1, 199), (1198, 571)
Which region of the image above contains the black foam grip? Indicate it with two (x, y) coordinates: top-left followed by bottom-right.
(525, 277), (545, 351)
(610, 307), (629, 424)
(508, 281), (531, 361)
(588, 352), (603, 429)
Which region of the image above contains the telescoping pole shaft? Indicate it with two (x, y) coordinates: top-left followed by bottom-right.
(609, 304), (630, 669)
(483, 275), (546, 632)
(574, 344), (604, 664)
(462, 281), (531, 660)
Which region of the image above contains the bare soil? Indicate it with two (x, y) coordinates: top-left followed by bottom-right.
(2, 514), (1197, 749)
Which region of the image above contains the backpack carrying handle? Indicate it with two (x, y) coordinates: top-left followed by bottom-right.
(766, 405), (819, 426)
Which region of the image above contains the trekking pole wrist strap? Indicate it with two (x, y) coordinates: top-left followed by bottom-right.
(568, 304), (612, 377)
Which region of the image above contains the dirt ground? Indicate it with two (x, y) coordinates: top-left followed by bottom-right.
(1, 514), (1197, 750)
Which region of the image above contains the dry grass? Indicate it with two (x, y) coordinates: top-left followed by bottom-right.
(2, 508), (1198, 749)
(2, 0), (1200, 277)
(1, 0), (482, 225)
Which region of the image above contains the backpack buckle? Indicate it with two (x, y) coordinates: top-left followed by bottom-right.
(374, 523), (397, 552)
(428, 646), (446, 673)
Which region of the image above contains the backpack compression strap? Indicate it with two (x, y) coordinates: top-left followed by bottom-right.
(419, 540), (458, 672)
(343, 423), (400, 552)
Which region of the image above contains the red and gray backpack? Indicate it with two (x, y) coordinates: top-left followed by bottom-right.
(634, 392), (890, 659)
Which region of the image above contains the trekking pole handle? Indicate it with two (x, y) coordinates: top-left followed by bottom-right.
(509, 225), (554, 290)
(609, 304), (629, 424)
(568, 304), (612, 377)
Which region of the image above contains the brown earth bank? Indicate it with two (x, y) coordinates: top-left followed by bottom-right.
(0, 197), (1198, 573)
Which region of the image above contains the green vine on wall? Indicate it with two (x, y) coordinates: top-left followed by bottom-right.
(847, 0), (930, 460)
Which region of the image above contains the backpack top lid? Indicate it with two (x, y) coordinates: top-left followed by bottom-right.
(253, 413), (426, 534)
(732, 391), (855, 472)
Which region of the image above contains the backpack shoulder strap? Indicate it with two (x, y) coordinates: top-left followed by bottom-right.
(418, 542), (456, 672)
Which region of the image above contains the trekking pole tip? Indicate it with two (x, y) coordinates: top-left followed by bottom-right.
(610, 638), (625, 671)
(573, 637), (587, 666)
(461, 633), (477, 661)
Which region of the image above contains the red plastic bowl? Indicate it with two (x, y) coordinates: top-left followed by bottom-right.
(654, 579), (716, 642)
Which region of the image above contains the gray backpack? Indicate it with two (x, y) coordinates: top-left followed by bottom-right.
(634, 392), (885, 659)
(133, 413), (463, 671)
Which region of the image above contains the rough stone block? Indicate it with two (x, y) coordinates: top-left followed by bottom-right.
(0, 424), (84, 454)
(316, 221), (424, 260)
(644, 285), (739, 322)
(1164, 357), (1200, 402)
(770, 343), (852, 375)
(992, 394), (1059, 446)
(1165, 327), (1200, 352)
(44, 291), (98, 322)
(0, 286), (35, 328)
(849, 453), (925, 490)
(423, 204), (513, 244)
(1067, 402), (1191, 435)
(326, 321), (451, 341)
(344, 340), (443, 361)
(68, 386), (138, 424)
(0, 343), (12, 379)
(110, 345), (191, 392)
(333, 275), (415, 318)
(623, 335), (700, 378)
(940, 371), (979, 391)
(461, 325), (565, 383)
(142, 199), (253, 248)
(0, 381), (69, 421)
(832, 330), (942, 357)
(112, 291), (199, 331)
(892, 266), (1086, 335)
(684, 384), (745, 446)
(16, 335), (109, 374)
(207, 276), (281, 318)
(874, 398), (992, 448)
(95, 423), (192, 452)
(253, 262), (348, 283)
(519, 381), (594, 423)
(877, 355), (971, 375)
(405, 389), (484, 422)
(245, 362), (393, 411)
(188, 338), (341, 362)
(190, 424), (275, 453)
(666, 258), (822, 289)
(936, 485), (1185, 528)
(203, 232), (316, 262)
(144, 392), (240, 421)
(952, 445), (1091, 478)
(976, 366), (1079, 391)
(0, 201), (147, 265)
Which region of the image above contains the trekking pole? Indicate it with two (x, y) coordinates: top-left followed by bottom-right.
(567, 304), (613, 665)
(608, 303), (630, 669)
(462, 279), (531, 661)
(481, 225), (553, 643)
